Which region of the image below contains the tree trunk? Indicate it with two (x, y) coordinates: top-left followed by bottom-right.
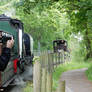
(84, 30), (92, 59)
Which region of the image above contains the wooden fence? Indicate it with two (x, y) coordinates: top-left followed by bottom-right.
(33, 51), (70, 92)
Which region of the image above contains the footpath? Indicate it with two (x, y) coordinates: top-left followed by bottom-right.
(58, 68), (92, 92)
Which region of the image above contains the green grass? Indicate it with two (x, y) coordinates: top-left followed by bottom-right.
(52, 61), (91, 91)
(86, 63), (92, 81)
(23, 82), (33, 92)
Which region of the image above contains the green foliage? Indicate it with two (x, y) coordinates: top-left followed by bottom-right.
(86, 61), (92, 81)
(50, 0), (92, 59)
(23, 82), (33, 92)
(0, 0), (20, 17)
(68, 34), (87, 62)
(15, 0), (92, 58)
(16, 1), (71, 50)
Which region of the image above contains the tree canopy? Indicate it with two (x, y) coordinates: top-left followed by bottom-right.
(0, 0), (92, 59)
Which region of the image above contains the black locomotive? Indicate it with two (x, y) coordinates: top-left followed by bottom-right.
(53, 40), (68, 52)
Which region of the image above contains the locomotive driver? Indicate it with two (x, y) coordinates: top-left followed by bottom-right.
(0, 37), (14, 71)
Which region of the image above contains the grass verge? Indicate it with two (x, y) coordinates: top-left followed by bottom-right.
(86, 63), (92, 81)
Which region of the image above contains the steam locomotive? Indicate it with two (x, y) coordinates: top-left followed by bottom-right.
(53, 39), (68, 52)
(0, 14), (34, 88)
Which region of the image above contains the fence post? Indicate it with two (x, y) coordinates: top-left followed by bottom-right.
(41, 68), (47, 92)
(46, 53), (53, 92)
(57, 81), (65, 92)
(46, 72), (52, 92)
(33, 61), (41, 92)
(41, 53), (47, 92)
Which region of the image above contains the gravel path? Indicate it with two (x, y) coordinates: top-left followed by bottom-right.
(60, 68), (92, 92)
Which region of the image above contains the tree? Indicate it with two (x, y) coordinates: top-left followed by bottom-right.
(16, 1), (71, 50)
(59, 0), (92, 59)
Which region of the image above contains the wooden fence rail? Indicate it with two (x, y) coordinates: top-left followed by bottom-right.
(33, 50), (69, 92)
